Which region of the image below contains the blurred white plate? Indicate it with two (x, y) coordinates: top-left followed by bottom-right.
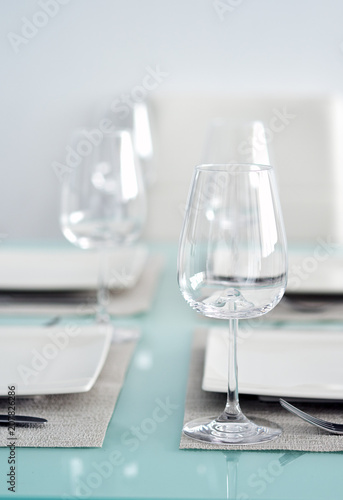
(0, 324), (111, 396)
(287, 251), (343, 294)
(0, 245), (148, 291)
(203, 328), (343, 400)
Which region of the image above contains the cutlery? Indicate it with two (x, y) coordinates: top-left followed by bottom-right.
(0, 414), (47, 424)
(0, 291), (95, 304)
(283, 300), (327, 313)
(279, 398), (343, 434)
(283, 292), (343, 310)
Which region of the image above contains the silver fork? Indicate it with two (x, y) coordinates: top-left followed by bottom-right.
(279, 398), (343, 435)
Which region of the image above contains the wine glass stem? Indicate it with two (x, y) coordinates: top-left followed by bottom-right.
(224, 318), (241, 417)
(97, 248), (110, 324)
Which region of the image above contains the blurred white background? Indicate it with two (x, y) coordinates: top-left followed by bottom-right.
(1, 0), (343, 242)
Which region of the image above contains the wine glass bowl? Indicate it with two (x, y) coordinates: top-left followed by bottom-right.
(60, 129), (146, 327)
(61, 129), (146, 250)
(178, 163), (287, 444)
(203, 119), (271, 166)
(102, 98), (155, 187)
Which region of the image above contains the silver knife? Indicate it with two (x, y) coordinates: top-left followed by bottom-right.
(0, 415), (47, 424)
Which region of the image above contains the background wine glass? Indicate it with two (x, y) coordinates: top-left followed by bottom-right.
(100, 98), (155, 187)
(177, 163), (287, 444)
(60, 129), (147, 332)
(202, 118), (272, 167)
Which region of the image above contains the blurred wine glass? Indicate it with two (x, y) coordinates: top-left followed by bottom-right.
(60, 129), (146, 333)
(100, 98), (155, 187)
(203, 119), (271, 166)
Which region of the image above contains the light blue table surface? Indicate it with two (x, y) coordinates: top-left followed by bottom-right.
(0, 242), (342, 500)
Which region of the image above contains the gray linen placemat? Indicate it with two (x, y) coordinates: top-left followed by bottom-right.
(0, 254), (164, 317)
(0, 340), (136, 447)
(180, 328), (343, 451)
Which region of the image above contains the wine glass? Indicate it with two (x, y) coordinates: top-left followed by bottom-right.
(202, 119), (271, 166)
(177, 163), (287, 444)
(131, 100), (155, 187)
(101, 98), (155, 187)
(60, 129), (146, 332)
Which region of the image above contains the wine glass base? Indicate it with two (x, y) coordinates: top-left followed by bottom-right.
(183, 416), (281, 445)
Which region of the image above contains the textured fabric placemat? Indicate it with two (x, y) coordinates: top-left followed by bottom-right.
(180, 328), (343, 451)
(0, 254), (164, 317)
(0, 340), (136, 447)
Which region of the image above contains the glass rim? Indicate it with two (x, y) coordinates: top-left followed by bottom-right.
(195, 163), (273, 172)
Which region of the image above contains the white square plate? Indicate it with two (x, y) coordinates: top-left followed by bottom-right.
(203, 327), (343, 400)
(0, 324), (112, 396)
(0, 245), (148, 291)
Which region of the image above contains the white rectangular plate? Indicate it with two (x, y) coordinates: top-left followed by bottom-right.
(0, 324), (112, 396)
(0, 245), (148, 291)
(203, 327), (343, 400)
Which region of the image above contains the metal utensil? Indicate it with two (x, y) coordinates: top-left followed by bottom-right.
(0, 291), (95, 304)
(283, 294), (331, 313)
(0, 414), (47, 424)
(279, 398), (343, 434)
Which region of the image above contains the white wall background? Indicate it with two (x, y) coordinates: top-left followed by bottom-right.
(1, 0), (343, 242)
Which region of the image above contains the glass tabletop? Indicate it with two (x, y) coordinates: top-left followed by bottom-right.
(0, 242), (342, 499)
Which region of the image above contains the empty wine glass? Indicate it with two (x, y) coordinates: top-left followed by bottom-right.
(60, 129), (146, 331)
(178, 163), (287, 444)
(203, 119), (271, 166)
(100, 98), (155, 187)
